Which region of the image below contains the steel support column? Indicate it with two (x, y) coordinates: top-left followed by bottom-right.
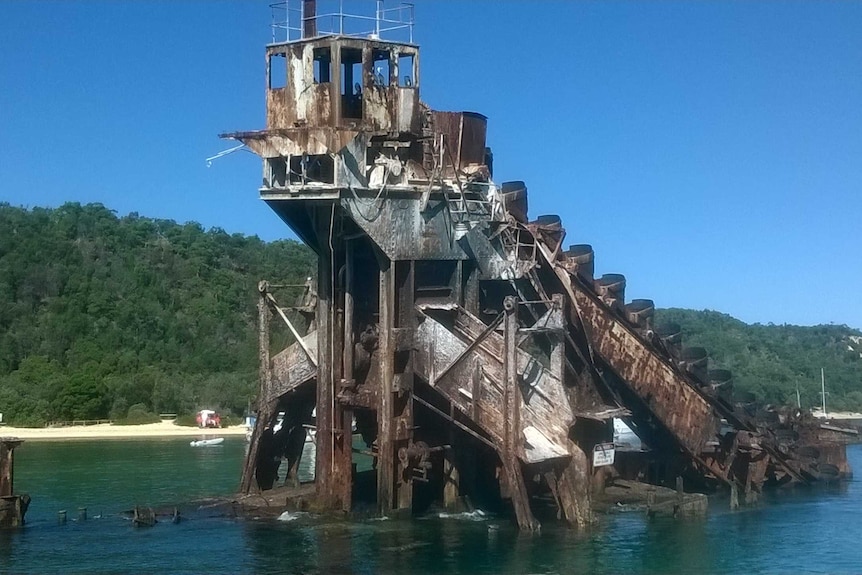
(502, 296), (539, 531)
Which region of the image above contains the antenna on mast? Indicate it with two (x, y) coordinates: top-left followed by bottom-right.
(820, 367), (828, 418)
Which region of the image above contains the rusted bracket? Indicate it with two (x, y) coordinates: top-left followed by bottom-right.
(428, 311), (504, 387)
(686, 448), (743, 491)
(412, 394), (496, 451)
(532, 244), (601, 367)
(419, 133), (444, 213)
(761, 443), (807, 484)
(705, 399), (808, 484)
(517, 300), (564, 342)
(524, 259), (619, 403)
(510, 272), (582, 379)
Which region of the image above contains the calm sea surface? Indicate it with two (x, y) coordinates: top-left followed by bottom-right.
(2, 438), (860, 574)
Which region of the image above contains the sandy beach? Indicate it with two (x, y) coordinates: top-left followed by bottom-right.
(0, 420), (249, 441)
(812, 409), (862, 421)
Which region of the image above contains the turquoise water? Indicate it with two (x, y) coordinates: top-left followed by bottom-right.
(3, 438), (861, 574)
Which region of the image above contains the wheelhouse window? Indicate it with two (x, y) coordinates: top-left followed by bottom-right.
(398, 53), (415, 87)
(372, 49), (391, 87)
(341, 47), (363, 119)
(269, 53), (287, 89)
(266, 157), (288, 187)
(290, 154), (334, 185)
(313, 47), (331, 84)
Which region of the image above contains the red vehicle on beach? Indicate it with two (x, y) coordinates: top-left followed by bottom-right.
(195, 409), (221, 428)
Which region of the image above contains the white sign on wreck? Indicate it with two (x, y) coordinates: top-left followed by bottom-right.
(592, 442), (615, 467)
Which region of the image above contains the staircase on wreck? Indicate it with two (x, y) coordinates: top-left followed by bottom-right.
(224, 1), (852, 530)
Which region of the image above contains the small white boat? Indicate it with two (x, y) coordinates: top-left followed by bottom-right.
(190, 438), (225, 447)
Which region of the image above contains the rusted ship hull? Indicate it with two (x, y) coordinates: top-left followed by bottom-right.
(226, 1), (850, 529)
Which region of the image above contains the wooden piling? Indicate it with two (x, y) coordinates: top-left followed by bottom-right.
(132, 506), (156, 527)
(556, 441), (592, 527)
(0, 438), (23, 497)
(0, 438), (27, 528)
(239, 284), (273, 494)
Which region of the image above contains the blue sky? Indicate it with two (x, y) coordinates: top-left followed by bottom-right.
(1, 1), (860, 328)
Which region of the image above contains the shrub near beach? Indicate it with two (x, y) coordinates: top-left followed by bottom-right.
(112, 403), (161, 426)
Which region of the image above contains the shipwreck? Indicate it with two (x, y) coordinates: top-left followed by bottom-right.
(223, 1), (851, 530)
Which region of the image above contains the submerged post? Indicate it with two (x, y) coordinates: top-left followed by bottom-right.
(0, 438), (21, 498)
(0, 438), (29, 528)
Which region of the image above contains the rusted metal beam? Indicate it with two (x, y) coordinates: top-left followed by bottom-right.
(377, 258), (395, 515)
(265, 292), (318, 368)
(537, 241), (718, 456)
(334, 239), (357, 510)
(431, 311), (504, 387)
(313, 205), (352, 510)
(342, 241), (355, 388)
(394, 260), (416, 512)
(523, 266), (618, 404)
(502, 296), (540, 531)
(412, 394), (496, 451)
(443, 401), (460, 511)
(331, 241), (352, 512)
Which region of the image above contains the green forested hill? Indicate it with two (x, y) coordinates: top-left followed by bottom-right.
(0, 203), (315, 426)
(655, 309), (862, 411)
(2, 203), (861, 426)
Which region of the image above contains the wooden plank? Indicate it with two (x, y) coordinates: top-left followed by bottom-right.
(241, 400), (278, 493)
(266, 333), (318, 403)
(415, 306), (573, 461)
(555, 440), (592, 527)
(523, 426), (568, 463)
